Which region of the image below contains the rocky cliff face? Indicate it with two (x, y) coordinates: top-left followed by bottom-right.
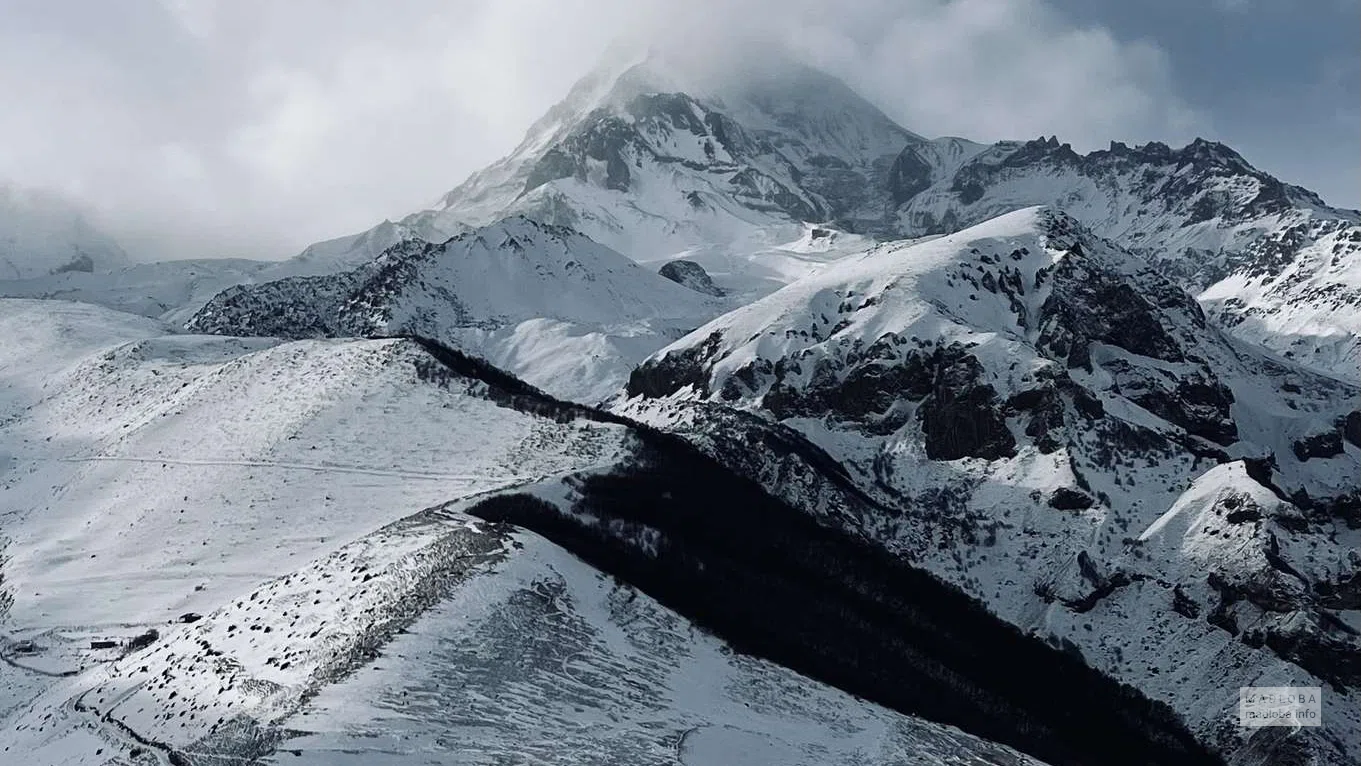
(619, 208), (1361, 766)
(431, 52), (917, 259)
(887, 136), (1361, 380)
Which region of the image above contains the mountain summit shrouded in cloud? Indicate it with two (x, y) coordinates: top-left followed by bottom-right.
(0, 0), (1354, 262)
(0, 183), (128, 278)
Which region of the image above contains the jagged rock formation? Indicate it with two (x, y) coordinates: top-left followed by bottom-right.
(620, 208), (1361, 766)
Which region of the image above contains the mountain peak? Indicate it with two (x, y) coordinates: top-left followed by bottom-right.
(433, 47), (922, 257)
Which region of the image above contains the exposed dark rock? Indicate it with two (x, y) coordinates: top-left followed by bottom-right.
(1125, 374), (1239, 446)
(1292, 431), (1344, 462)
(1049, 487), (1095, 511)
(1263, 615), (1361, 690)
(887, 146), (934, 205)
(921, 352), (1016, 461)
(744, 347), (939, 436)
(1036, 233), (1202, 366)
(1006, 385), (1065, 453)
(53, 253), (95, 274)
(658, 260), (724, 296)
(830, 362), (929, 429)
(1062, 551), (1132, 613)
(1316, 569), (1361, 611)
(523, 148), (579, 193)
(125, 629), (159, 653)
(1206, 575), (1242, 636)
(625, 332), (725, 399)
(1224, 504), (1262, 524)
(1172, 586), (1200, 619)
(1343, 411), (1361, 449)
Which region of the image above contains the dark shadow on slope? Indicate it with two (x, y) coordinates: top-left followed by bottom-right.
(409, 334), (1221, 766)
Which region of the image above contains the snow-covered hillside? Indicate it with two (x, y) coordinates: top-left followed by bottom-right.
(0, 184), (129, 279)
(0, 298), (1056, 766)
(0, 300), (631, 633)
(888, 136), (1361, 380)
(620, 208), (1361, 766)
(188, 217), (722, 403)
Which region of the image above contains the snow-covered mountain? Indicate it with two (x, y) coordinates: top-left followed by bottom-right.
(434, 48), (918, 261)
(0, 297), (1066, 766)
(619, 208), (1361, 766)
(339, 52), (1360, 381)
(0, 183), (129, 279)
(187, 217), (721, 402)
(888, 136), (1361, 379)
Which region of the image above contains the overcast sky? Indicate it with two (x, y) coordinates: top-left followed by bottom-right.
(1, 0), (1356, 261)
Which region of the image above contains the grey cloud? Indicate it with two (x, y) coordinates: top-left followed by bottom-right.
(0, 0), (1213, 260)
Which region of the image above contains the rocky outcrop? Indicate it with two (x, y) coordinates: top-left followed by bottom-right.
(658, 259), (724, 296)
(920, 351), (1016, 461)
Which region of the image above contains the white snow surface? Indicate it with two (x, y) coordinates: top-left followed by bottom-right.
(0, 298), (1043, 766)
(0, 299), (631, 633)
(269, 533), (1044, 766)
(188, 217), (726, 404)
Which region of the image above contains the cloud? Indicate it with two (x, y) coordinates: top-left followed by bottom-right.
(0, 0), (1202, 260)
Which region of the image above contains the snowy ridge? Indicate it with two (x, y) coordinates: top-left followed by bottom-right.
(889, 136), (1361, 380)
(275, 532), (1047, 766)
(188, 217), (722, 403)
(621, 208), (1361, 765)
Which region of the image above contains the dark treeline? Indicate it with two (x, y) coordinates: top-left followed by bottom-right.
(470, 444), (1222, 766)
(414, 333), (1220, 766)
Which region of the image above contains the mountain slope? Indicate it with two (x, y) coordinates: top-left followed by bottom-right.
(620, 207), (1361, 766)
(889, 136), (1361, 379)
(260, 55), (1358, 384)
(0, 298), (1064, 766)
(0, 184), (129, 279)
(0, 299), (632, 634)
(187, 217), (721, 402)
